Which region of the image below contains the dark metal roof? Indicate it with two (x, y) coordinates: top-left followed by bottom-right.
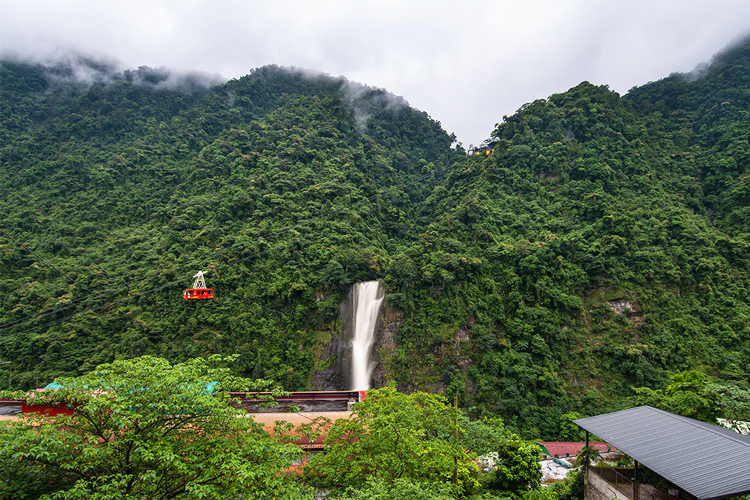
(574, 406), (750, 500)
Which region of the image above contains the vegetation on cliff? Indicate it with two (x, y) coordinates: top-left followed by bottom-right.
(2, 38), (750, 440)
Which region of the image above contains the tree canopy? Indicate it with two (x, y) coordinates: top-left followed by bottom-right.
(632, 369), (750, 431)
(0, 355), (308, 500)
(303, 386), (478, 494)
(302, 386), (544, 498)
(2, 35), (750, 441)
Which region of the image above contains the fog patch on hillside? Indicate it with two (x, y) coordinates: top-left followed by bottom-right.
(0, 49), (224, 94)
(340, 80), (408, 134)
(123, 66), (224, 93)
(264, 65), (411, 135)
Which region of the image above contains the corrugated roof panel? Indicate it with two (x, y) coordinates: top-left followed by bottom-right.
(574, 406), (750, 500)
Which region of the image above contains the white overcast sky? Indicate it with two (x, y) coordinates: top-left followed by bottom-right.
(1, 0), (749, 147)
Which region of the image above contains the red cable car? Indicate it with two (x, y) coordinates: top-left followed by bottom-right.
(183, 271), (215, 300)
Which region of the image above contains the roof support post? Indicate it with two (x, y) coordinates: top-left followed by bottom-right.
(634, 460), (639, 500)
(585, 430), (590, 472)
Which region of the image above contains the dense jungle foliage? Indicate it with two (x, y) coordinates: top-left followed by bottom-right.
(0, 360), (569, 500)
(1, 38), (750, 439)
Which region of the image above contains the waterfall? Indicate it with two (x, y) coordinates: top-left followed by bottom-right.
(349, 281), (384, 391)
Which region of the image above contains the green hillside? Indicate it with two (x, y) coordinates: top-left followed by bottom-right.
(389, 79), (749, 434)
(1, 39), (749, 438)
(0, 61), (455, 389)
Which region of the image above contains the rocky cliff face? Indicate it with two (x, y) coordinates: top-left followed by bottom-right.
(372, 307), (399, 389)
(308, 331), (345, 391)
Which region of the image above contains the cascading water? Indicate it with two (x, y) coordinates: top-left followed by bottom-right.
(349, 281), (384, 391)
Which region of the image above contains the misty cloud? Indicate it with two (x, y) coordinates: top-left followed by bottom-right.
(340, 80), (409, 133)
(124, 66), (224, 92)
(0, 48), (225, 96)
(1, 0), (749, 145)
(241, 65), (413, 134)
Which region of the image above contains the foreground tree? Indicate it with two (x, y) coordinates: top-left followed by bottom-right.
(301, 387), (545, 498)
(339, 478), (457, 499)
(480, 435), (542, 496)
(632, 370), (726, 423)
(0, 355), (309, 500)
(706, 382), (750, 435)
(302, 386), (479, 496)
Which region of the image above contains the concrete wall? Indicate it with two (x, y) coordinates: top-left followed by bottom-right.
(585, 468), (631, 500)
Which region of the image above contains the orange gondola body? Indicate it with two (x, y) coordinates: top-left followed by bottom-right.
(183, 288), (215, 300)
(183, 271), (214, 300)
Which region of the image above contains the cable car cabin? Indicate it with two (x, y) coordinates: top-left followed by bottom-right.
(183, 271), (214, 300)
(183, 288), (214, 300)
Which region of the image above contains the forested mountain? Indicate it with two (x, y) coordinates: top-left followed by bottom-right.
(0, 59), (455, 390)
(1, 39), (749, 439)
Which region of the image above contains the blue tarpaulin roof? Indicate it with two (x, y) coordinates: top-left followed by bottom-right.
(43, 381), (218, 393)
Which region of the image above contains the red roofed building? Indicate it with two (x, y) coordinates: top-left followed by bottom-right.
(538, 441), (612, 459)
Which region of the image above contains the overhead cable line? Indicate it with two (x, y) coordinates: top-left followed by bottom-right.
(0, 227), (81, 286)
(0, 155), (464, 337)
(1, 157), (458, 335)
(0, 231), (301, 343)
